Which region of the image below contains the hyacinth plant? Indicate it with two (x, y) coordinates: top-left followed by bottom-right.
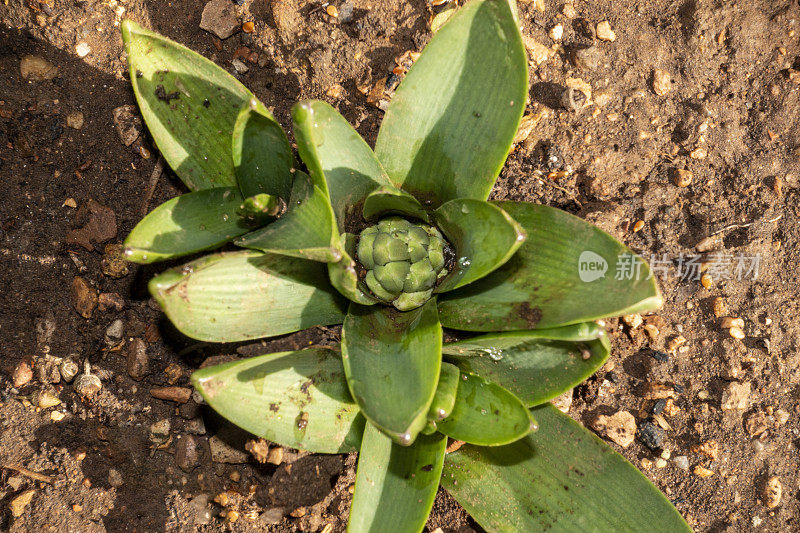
(121, 1), (690, 531)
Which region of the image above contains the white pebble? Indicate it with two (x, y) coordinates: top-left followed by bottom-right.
(76, 42), (91, 58)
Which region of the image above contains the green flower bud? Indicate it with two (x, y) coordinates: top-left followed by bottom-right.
(356, 217), (451, 311)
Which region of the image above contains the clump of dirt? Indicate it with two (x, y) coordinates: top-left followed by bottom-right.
(2, 0), (800, 531)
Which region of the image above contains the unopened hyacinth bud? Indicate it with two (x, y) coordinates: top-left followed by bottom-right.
(356, 217), (451, 311)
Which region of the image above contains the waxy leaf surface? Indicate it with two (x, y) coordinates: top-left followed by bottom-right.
(292, 100), (423, 230)
(236, 171), (342, 262)
(122, 20), (254, 190)
(374, 0), (527, 207)
(192, 348), (363, 454)
(123, 187), (247, 263)
(327, 233), (380, 305)
(438, 203), (662, 331)
(232, 101), (293, 199)
(341, 300), (442, 444)
(149, 251), (347, 342)
(442, 405), (691, 532)
(442, 324), (610, 407)
(434, 199), (525, 292)
(427, 362), (460, 421)
(436, 373), (535, 446)
(348, 423), (446, 533)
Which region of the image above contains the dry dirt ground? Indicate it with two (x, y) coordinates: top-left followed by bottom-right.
(2, 0), (800, 531)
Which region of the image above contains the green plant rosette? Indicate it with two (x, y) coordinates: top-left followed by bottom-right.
(121, 1), (689, 531)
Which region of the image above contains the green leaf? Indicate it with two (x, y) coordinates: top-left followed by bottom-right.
(292, 100), (422, 230)
(123, 187), (247, 263)
(442, 405), (691, 533)
(348, 423), (446, 533)
(427, 362), (460, 421)
(436, 373), (535, 446)
(434, 199), (525, 292)
(149, 251), (347, 342)
(327, 233), (380, 305)
(191, 348), (364, 454)
(122, 20), (255, 190)
(232, 100), (294, 199)
(341, 300), (442, 445)
(442, 324), (611, 407)
(438, 203), (663, 331)
(362, 187), (430, 223)
(235, 171), (342, 262)
(373, 0), (527, 207)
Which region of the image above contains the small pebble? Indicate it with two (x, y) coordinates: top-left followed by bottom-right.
(690, 146), (708, 160)
(66, 111), (84, 130)
(592, 410), (637, 447)
(126, 338), (149, 381)
(700, 272), (712, 289)
(751, 440), (765, 453)
(596, 20), (616, 42)
(729, 326), (745, 340)
(149, 419), (171, 445)
(761, 477), (781, 508)
(551, 389), (573, 413)
(694, 465), (714, 478)
(673, 455), (689, 470)
(20, 55), (58, 81)
(242, 21), (254, 33)
(548, 24), (564, 41)
(720, 317), (744, 329)
(652, 69), (671, 96)
(13, 361), (33, 388)
(190, 494), (212, 525)
(108, 468), (124, 488)
(9, 489), (35, 517)
(712, 297), (728, 317)
(175, 435), (200, 472)
(721, 381), (751, 410)
(267, 446), (284, 465)
(104, 319), (124, 347)
(59, 359), (79, 382)
(673, 169), (693, 187)
(150, 386), (192, 404)
(655, 458), (667, 468)
(325, 4), (339, 17)
(75, 42), (91, 58)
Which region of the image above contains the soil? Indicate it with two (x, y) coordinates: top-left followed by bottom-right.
(2, 0), (800, 531)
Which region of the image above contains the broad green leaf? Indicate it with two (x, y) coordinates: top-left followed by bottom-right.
(341, 300), (442, 444)
(122, 20), (256, 190)
(427, 362), (460, 421)
(436, 373), (535, 446)
(235, 171), (342, 262)
(434, 199), (525, 292)
(438, 203), (663, 331)
(362, 187), (430, 223)
(442, 405), (691, 533)
(292, 100), (421, 230)
(123, 187), (246, 263)
(373, 0), (527, 207)
(442, 324), (611, 407)
(348, 423), (446, 533)
(327, 233), (380, 305)
(191, 348), (363, 454)
(149, 251), (347, 342)
(232, 100), (293, 199)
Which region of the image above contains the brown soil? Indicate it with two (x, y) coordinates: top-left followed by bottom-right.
(2, 0), (800, 531)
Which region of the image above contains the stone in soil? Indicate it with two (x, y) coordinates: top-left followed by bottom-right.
(596, 20), (616, 42)
(175, 434), (200, 472)
(551, 389), (573, 413)
(591, 410), (637, 447)
(761, 476), (781, 508)
(20, 55), (58, 81)
(126, 338), (149, 380)
(104, 319), (124, 347)
(245, 438), (270, 463)
(150, 386), (192, 403)
(9, 489), (35, 517)
(200, 0), (240, 39)
(721, 381), (751, 410)
(12, 361), (33, 387)
(745, 411), (768, 436)
(66, 199), (118, 251)
(149, 419), (171, 445)
(71, 276), (97, 318)
(101, 243), (130, 278)
(673, 455), (689, 470)
(209, 434), (250, 464)
(112, 105), (143, 146)
(108, 468), (124, 488)
(66, 111), (84, 129)
(638, 420), (665, 450)
(652, 68), (672, 96)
